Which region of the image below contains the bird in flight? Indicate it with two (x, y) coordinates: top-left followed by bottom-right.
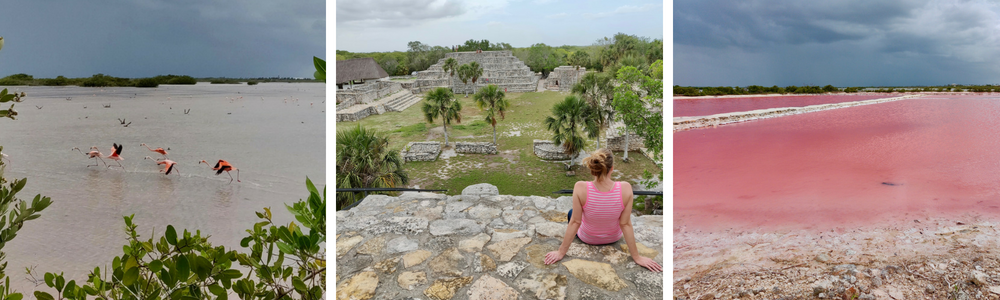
(199, 159), (240, 183)
(145, 156), (179, 175)
(106, 143), (124, 169)
(73, 146), (107, 168)
(141, 143), (168, 157)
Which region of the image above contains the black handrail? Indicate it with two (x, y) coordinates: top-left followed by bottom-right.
(552, 189), (662, 196)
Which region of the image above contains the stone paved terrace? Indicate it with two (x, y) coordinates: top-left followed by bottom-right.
(335, 183), (664, 300)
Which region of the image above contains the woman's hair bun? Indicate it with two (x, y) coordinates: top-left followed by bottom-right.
(583, 149), (614, 178)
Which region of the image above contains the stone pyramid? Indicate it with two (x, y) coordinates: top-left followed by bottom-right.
(412, 51), (539, 94)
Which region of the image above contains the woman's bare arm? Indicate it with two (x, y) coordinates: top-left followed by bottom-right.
(619, 182), (662, 272)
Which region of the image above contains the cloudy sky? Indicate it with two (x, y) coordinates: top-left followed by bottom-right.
(675, 0), (1000, 87)
(336, 0), (664, 52)
(0, 1), (325, 79)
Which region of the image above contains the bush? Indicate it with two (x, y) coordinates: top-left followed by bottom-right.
(40, 76), (70, 86)
(166, 76), (197, 85)
(247, 81), (259, 85)
(134, 78), (159, 88)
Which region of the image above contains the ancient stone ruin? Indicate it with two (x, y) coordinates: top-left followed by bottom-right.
(533, 140), (574, 161)
(335, 183), (663, 300)
(402, 142), (442, 162)
(455, 142), (498, 155)
(546, 66), (587, 92)
(412, 51), (539, 94)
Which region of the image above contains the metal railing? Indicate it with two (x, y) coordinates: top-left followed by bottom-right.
(552, 190), (662, 196)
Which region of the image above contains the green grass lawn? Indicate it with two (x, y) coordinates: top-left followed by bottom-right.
(337, 90), (663, 196)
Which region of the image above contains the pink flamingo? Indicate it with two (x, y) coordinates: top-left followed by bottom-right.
(199, 159), (240, 183)
(145, 156), (179, 175)
(72, 146), (108, 168)
(140, 143), (168, 157)
(106, 143), (124, 169)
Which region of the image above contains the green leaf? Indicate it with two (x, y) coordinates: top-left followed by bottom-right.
(55, 276), (64, 292)
(64, 280), (77, 295)
(193, 256), (212, 280)
(220, 269), (242, 279)
(275, 242), (295, 255)
(122, 267), (139, 286)
(149, 260), (163, 273)
(176, 255), (190, 282)
(208, 284), (225, 296)
(43, 272), (54, 287)
(292, 277), (307, 292)
(33, 292), (54, 300)
(165, 225), (177, 245)
(305, 177), (318, 196)
(7, 293), (22, 300)
(239, 237), (252, 248)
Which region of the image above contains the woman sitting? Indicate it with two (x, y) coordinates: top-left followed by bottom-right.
(543, 149), (662, 272)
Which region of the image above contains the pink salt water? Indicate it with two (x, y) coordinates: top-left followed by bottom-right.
(674, 94), (896, 117)
(674, 94), (1000, 232)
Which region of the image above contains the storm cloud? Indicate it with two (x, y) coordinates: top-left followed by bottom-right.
(674, 0), (1000, 87)
(0, 0), (325, 78)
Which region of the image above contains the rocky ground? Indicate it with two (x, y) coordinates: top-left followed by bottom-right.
(674, 217), (1000, 300)
(336, 183), (664, 300)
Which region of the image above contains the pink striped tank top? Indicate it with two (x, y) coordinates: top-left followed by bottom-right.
(577, 181), (624, 245)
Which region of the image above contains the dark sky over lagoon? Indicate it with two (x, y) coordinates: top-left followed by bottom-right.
(0, 1), (325, 79)
(674, 0), (1000, 87)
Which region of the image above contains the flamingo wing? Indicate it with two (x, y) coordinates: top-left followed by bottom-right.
(165, 163), (175, 175)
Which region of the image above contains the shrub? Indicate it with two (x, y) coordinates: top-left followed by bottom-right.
(166, 76), (197, 85)
(134, 78), (159, 88)
(247, 81), (259, 85)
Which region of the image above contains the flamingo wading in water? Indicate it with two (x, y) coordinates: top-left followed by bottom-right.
(73, 146), (107, 168)
(141, 143), (168, 157)
(106, 143), (124, 169)
(145, 156), (179, 175)
(199, 159), (240, 183)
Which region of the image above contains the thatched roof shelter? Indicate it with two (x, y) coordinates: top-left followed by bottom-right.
(336, 58), (389, 84)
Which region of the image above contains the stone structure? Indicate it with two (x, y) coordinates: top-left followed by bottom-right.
(454, 142), (498, 155)
(673, 94), (923, 131)
(336, 80), (404, 110)
(336, 183), (663, 300)
(412, 51), (539, 94)
(336, 89), (423, 122)
(402, 142), (442, 162)
(546, 66), (586, 92)
(533, 140), (574, 160)
(605, 133), (645, 152)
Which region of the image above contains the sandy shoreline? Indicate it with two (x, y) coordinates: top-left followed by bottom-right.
(674, 214), (1000, 299)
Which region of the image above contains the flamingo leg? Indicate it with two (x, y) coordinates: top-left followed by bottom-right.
(236, 169), (240, 182)
(227, 171), (234, 184)
(97, 156), (108, 167)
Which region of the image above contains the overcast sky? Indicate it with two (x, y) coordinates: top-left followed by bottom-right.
(0, 1), (325, 79)
(674, 0), (1000, 87)
(336, 0), (664, 52)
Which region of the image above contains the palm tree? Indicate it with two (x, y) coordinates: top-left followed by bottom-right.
(572, 72), (614, 149)
(457, 64), (473, 97)
(422, 87), (462, 147)
(442, 57), (458, 90)
(473, 84), (508, 145)
(336, 124), (408, 210)
(468, 61), (484, 95)
(545, 95), (598, 165)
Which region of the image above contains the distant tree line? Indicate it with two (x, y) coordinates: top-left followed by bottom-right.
(335, 33), (664, 77)
(0, 73), (310, 87)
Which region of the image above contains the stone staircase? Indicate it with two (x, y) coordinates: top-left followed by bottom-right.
(385, 92), (423, 112)
(336, 90), (422, 122)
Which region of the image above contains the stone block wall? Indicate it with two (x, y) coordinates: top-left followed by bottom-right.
(533, 140), (572, 160)
(605, 133), (645, 152)
(547, 66), (586, 92)
(413, 51), (538, 94)
(336, 81), (402, 110)
(335, 104), (387, 122)
(455, 142), (498, 154)
(401, 142), (441, 162)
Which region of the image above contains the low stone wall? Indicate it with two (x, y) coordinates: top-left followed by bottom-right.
(402, 142), (441, 162)
(533, 140), (572, 160)
(674, 94), (923, 132)
(455, 142), (498, 154)
(605, 134), (645, 152)
(335, 183), (663, 300)
(336, 105), (386, 122)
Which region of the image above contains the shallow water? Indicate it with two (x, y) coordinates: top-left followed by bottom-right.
(0, 83), (324, 290)
(674, 94), (894, 117)
(674, 95), (1000, 232)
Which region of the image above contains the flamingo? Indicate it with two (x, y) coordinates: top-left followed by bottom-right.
(199, 159), (240, 183)
(141, 143), (168, 157)
(106, 143), (124, 169)
(145, 156), (179, 175)
(72, 146), (107, 167)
